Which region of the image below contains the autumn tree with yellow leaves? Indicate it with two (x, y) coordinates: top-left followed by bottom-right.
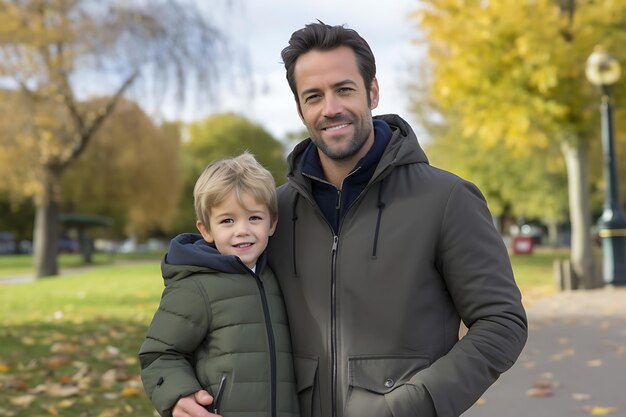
(413, 0), (626, 288)
(0, 0), (231, 277)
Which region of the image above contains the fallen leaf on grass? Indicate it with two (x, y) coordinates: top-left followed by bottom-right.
(97, 408), (121, 417)
(32, 383), (80, 397)
(50, 342), (79, 354)
(0, 406), (16, 417)
(586, 359), (603, 367)
(57, 399), (76, 408)
(121, 356), (138, 366)
(0, 362), (10, 373)
(11, 379), (29, 392)
(46, 355), (71, 369)
(106, 345), (120, 356)
(120, 386), (142, 397)
(58, 374), (73, 384)
(20, 337), (35, 346)
(584, 406), (618, 415)
(9, 394), (36, 407)
(572, 393), (592, 401)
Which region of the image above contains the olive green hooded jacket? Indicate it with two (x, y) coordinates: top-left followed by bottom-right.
(139, 233), (299, 417)
(267, 114), (528, 417)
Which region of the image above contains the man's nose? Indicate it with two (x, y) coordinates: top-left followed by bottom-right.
(322, 95), (342, 117)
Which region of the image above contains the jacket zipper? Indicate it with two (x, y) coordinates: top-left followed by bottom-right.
(243, 263), (277, 417)
(330, 235), (339, 417)
(296, 165), (392, 417)
(206, 374), (227, 414)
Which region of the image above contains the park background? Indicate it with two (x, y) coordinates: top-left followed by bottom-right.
(1, 0), (626, 416)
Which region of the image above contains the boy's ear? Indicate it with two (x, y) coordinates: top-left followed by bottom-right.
(196, 220), (213, 243)
(269, 218), (277, 237)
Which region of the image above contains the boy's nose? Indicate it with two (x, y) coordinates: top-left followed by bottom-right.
(234, 225), (250, 236)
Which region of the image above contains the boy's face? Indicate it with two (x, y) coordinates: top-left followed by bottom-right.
(197, 191), (276, 269)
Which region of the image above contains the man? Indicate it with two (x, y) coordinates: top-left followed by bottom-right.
(172, 21), (527, 417)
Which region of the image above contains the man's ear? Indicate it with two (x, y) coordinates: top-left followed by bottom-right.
(196, 220), (213, 243)
(296, 97), (304, 121)
(369, 78), (380, 110)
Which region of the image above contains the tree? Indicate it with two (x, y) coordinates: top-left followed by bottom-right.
(423, 117), (569, 235)
(413, 0), (626, 288)
(171, 113), (287, 234)
(0, 0), (231, 277)
(62, 99), (181, 238)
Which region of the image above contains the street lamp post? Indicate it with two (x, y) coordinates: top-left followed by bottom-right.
(585, 49), (626, 286)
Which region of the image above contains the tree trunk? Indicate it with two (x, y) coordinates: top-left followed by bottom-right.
(546, 219), (559, 247)
(561, 139), (598, 289)
(34, 166), (62, 278)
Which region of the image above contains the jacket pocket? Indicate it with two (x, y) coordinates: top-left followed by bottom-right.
(206, 373), (228, 414)
(344, 355), (430, 417)
(294, 355), (320, 417)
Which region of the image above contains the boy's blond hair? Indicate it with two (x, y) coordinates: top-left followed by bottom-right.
(194, 152), (278, 229)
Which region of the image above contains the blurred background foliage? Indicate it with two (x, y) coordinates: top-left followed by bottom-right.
(0, 0), (626, 284)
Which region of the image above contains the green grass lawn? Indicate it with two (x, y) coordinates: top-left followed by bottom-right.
(510, 247), (570, 285)
(0, 262), (163, 417)
(0, 248), (567, 417)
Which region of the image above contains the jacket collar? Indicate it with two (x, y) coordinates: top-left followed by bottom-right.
(287, 114), (429, 182)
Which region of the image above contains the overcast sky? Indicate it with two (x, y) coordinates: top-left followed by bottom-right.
(189, 0), (425, 142)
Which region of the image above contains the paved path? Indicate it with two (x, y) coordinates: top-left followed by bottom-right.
(463, 287), (626, 417)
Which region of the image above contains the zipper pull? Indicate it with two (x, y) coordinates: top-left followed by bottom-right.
(331, 235), (339, 253)
(207, 374), (227, 414)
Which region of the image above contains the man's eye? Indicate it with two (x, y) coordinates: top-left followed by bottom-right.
(337, 87), (353, 94)
(305, 94), (320, 103)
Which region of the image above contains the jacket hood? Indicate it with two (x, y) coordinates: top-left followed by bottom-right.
(162, 233), (264, 285)
(286, 114), (429, 176)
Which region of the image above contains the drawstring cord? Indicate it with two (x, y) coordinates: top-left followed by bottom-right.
(291, 193), (300, 276)
(372, 180), (386, 258)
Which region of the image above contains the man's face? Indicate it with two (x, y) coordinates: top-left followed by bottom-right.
(293, 46), (379, 165)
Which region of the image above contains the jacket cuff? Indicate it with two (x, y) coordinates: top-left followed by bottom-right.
(144, 366), (203, 417)
(386, 383), (436, 417)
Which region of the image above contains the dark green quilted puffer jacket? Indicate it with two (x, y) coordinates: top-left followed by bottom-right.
(139, 233), (299, 417)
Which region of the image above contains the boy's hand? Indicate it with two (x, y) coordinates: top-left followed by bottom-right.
(173, 390), (219, 417)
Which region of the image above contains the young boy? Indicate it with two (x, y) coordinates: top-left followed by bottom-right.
(138, 153), (299, 417)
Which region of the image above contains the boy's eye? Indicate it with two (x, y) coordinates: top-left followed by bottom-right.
(250, 216), (262, 222)
(219, 218), (234, 224)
